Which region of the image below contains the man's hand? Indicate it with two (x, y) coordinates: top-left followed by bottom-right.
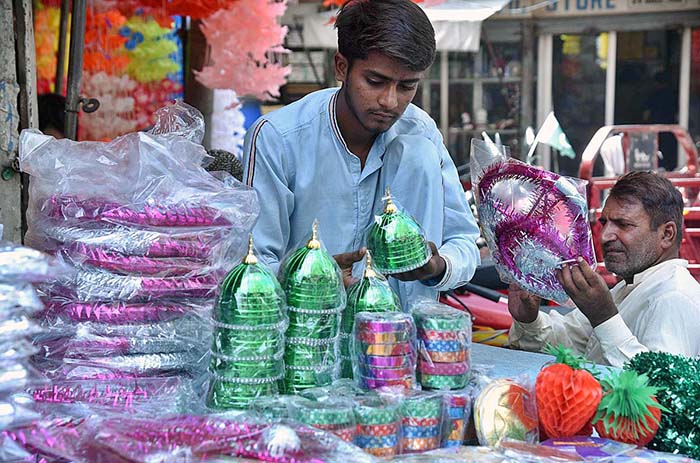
(333, 247), (366, 288)
(507, 283), (541, 323)
(555, 257), (618, 327)
(393, 242), (446, 282)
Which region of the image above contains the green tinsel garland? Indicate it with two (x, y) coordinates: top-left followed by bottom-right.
(625, 351), (700, 458)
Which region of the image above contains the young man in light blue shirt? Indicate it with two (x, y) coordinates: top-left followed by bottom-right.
(243, 0), (480, 308)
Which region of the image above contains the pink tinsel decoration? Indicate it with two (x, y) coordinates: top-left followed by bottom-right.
(195, 1), (291, 100)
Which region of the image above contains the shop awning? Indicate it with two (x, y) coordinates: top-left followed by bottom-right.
(286, 0), (511, 53)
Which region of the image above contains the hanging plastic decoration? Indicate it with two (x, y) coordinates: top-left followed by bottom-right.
(34, 3), (64, 94)
(367, 188), (431, 275)
(80, 72), (139, 141)
(322, 0), (446, 7)
(83, 9), (130, 75)
(123, 17), (180, 84)
(210, 89), (246, 158)
(196, 1), (291, 101)
(470, 138), (596, 304)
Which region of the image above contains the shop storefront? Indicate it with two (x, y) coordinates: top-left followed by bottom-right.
(519, 0), (700, 175)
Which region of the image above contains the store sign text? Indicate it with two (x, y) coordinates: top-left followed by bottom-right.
(545, 0), (616, 12)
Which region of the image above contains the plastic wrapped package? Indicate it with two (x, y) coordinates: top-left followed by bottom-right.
(540, 436), (700, 462)
(0, 416), (89, 462)
(299, 379), (369, 402)
(353, 396), (403, 458)
(340, 251), (400, 378)
(352, 312), (417, 391)
(412, 299), (472, 391)
(0, 315), (43, 344)
(396, 392), (447, 454)
(0, 361), (46, 395)
(279, 222), (345, 394)
(387, 446), (507, 463)
(0, 244), (55, 434)
(440, 389), (472, 448)
(473, 378), (539, 447)
(43, 299), (206, 324)
(0, 241), (70, 283)
(33, 220), (228, 260)
(34, 313), (210, 358)
(291, 396), (357, 443)
(0, 282), (43, 320)
(250, 396), (296, 420)
(498, 439), (584, 462)
(18, 103), (258, 400)
(19, 102), (258, 279)
(47, 267), (221, 301)
(470, 138), (595, 304)
(207, 237), (288, 410)
(56, 244), (211, 277)
(27, 376), (199, 417)
(366, 188), (431, 275)
(147, 101), (206, 144)
(2, 415), (379, 463)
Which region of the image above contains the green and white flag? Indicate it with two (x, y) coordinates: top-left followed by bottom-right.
(526, 112), (576, 164)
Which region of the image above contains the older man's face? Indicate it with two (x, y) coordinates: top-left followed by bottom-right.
(599, 196), (665, 281)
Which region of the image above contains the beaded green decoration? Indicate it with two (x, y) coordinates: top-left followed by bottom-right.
(206, 235), (287, 410)
(340, 251), (400, 378)
(367, 187), (431, 275)
(279, 221), (345, 393)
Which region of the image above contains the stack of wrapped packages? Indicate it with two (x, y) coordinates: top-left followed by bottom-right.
(0, 242), (57, 460)
(18, 103), (259, 413)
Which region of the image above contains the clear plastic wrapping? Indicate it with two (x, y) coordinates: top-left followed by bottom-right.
(473, 377), (539, 447)
(440, 389), (472, 448)
(43, 299), (206, 324)
(341, 252), (400, 378)
(18, 102), (259, 400)
(207, 239), (289, 410)
(352, 312), (417, 391)
(366, 189), (431, 275)
(397, 392), (447, 454)
(33, 220), (227, 259)
(2, 415), (378, 463)
(470, 138), (596, 304)
(279, 222), (345, 394)
(27, 376), (198, 417)
(0, 243), (53, 433)
(0, 241), (70, 283)
(0, 282), (43, 319)
(48, 267), (221, 301)
(291, 396), (358, 443)
(353, 396), (404, 458)
(412, 299), (472, 391)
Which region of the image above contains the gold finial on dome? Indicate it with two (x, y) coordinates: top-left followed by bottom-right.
(243, 234), (258, 265)
(307, 220), (321, 250)
(363, 250), (377, 278)
(384, 187), (398, 214)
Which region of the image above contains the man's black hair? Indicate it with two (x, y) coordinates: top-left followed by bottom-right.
(335, 0), (436, 72)
(609, 171), (684, 246)
(38, 93), (66, 135)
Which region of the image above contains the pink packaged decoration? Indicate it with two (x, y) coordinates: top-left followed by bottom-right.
(470, 138), (596, 304)
(17, 102), (259, 398)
